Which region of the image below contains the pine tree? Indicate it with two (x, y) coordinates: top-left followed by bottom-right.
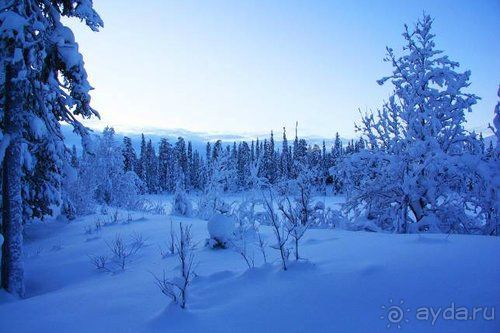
(191, 150), (202, 190)
(145, 139), (159, 193)
(212, 140), (222, 161)
(22, 137), (66, 222)
(0, 0), (102, 297)
(122, 136), (137, 173)
(250, 140), (255, 163)
(186, 141), (193, 190)
(205, 142), (212, 162)
(175, 137), (188, 189)
(237, 141), (251, 189)
(280, 127), (291, 180)
(331, 133), (344, 193)
(266, 131), (277, 183)
(255, 138), (261, 162)
(158, 138), (172, 192)
(332, 132), (343, 159)
(136, 134), (147, 184)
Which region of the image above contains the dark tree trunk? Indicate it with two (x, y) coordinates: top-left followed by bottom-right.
(1, 62), (25, 298)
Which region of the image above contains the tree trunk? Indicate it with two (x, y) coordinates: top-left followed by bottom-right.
(1, 62), (25, 298)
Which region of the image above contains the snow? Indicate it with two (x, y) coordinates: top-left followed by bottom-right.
(0, 12), (27, 33)
(207, 213), (236, 247)
(0, 194), (498, 333)
(0, 133), (10, 163)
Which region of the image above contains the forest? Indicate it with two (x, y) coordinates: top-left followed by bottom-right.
(0, 1), (498, 332)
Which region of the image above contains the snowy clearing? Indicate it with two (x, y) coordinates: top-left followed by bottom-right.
(0, 196), (498, 333)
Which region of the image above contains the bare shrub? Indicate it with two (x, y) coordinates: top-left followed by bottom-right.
(89, 233), (145, 272)
(89, 254), (111, 272)
(231, 212), (257, 269)
(230, 233), (255, 269)
(168, 219), (176, 254)
(153, 270), (180, 304)
(263, 190), (290, 270)
(153, 223), (197, 309)
(278, 195), (311, 261)
(257, 230), (268, 264)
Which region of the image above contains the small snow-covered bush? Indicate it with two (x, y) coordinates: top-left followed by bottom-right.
(207, 213), (236, 249)
(196, 192), (232, 220)
(311, 203), (346, 229)
(234, 199), (262, 232)
(172, 186), (193, 217)
(276, 168), (315, 261)
(136, 199), (168, 215)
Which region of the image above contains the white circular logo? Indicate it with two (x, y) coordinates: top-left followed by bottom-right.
(380, 299), (410, 329)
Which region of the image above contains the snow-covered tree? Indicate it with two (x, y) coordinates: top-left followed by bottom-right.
(144, 139), (159, 193)
(158, 138), (173, 192)
(122, 136), (136, 173)
(95, 128), (141, 206)
(136, 134), (147, 186)
(174, 137), (188, 189)
(172, 180), (193, 217)
(22, 136), (65, 222)
(0, 0), (102, 297)
(68, 128), (141, 212)
(197, 150), (234, 219)
(341, 15), (488, 233)
(280, 127), (292, 180)
(237, 141), (251, 189)
(191, 150), (203, 190)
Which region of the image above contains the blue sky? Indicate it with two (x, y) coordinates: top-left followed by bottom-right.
(67, 0), (499, 138)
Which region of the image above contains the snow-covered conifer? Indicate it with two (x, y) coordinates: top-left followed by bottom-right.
(122, 136), (137, 173)
(0, 0), (102, 297)
(341, 15), (488, 233)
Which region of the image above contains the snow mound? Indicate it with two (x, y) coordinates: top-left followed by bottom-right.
(207, 213), (236, 248)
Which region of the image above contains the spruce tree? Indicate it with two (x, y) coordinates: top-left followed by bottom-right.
(145, 139), (159, 193)
(237, 141), (251, 189)
(158, 138), (171, 192)
(136, 134), (147, 184)
(280, 127), (291, 180)
(175, 137), (188, 189)
(122, 136), (137, 173)
(0, 0), (102, 297)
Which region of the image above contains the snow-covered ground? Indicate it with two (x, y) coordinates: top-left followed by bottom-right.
(0, 195), (498, 333)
